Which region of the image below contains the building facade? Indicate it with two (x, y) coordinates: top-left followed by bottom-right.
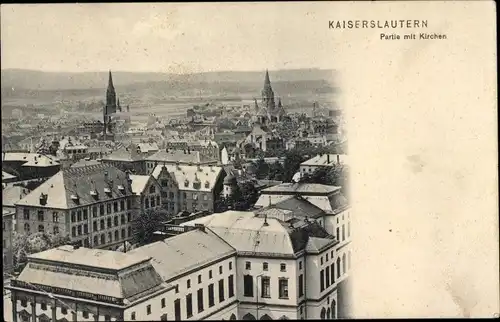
(14, 164), (139, 250)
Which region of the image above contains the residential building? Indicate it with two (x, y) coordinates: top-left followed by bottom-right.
(240, 124), (284, 155)
(145, 150), (218, 174)
(299, 154), (348, 174)
(3, 171), (17, 184)
(151, 164), (224, 215)
(14, 164), (137, 250)
(2, 152), (60, 181)
(165, 140), (219, 161)
(129, 174), (162, 215)
(101, 146), (145, 174)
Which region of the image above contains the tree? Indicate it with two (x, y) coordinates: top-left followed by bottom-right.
(13, 232), (71, 269)
(253, 157), (270, 180)
(268, 161), (285, 181)
(131, 209), (171, 246)
(283, 149), (307, 182)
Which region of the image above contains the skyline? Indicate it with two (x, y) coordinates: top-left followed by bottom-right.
(1, 3), (338, 73)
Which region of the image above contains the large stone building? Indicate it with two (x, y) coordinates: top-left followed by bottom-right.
(181, 210), (347, 320)
(151, 164), (224, 215)
(145, 150), (218, 175)
(2, 152), (60, 181)
(299, 154), (348, 175)
(7, 208), (348, 321)
(14, 164), (139, 250)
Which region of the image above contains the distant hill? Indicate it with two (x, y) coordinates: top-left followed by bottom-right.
(1, 68), (337, 91)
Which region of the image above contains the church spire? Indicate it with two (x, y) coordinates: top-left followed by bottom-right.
(108, 70), (115, 90)
(278, 98), (282, 108)
(264, 69), (271, 87)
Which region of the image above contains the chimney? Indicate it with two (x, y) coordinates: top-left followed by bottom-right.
(327, 154), (330, 164)
(263, 214), (269, 227)
(104, 170), (109, 181)
(194, 223), (206, 232)
(337, 154), (340, 164)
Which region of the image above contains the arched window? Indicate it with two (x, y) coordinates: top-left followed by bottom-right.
(38, 224), (44, 233)
(93, 236), (98, 246)
(320, 308), (326, 320)
(100, 234), (105, 244)
(114, 216), (118, 226)
(242, 313), (256, 320)
(230, 314), (237, 320)
(114, 230), (119, 241)
(128, 226), (132, 237)
(260, 314), (272, 320)
(337, 257), (341, 278)
(331, 300), (337, 319)
(121, 214), (125, 225)
(342, 253), (347, 274)
(122, 228), (126, 239)
(24, 223), (30, 233)
(327, 308), (331, 319)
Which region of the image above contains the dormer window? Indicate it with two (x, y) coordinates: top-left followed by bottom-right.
(205, 181), (210, 188)
(70, 194), (79, 201)
(117, 185), (125, 191)
(184, 180), (189, 188)
(104, 187), (111, 194)
(90, 190), (98, 197)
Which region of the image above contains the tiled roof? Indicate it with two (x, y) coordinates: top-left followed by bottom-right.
(180, 211), (297, 255)
(16, 164), (134, 209)
(301, 154), (347, 166)
(2, 185), (31, 207)
(146, 150), (216, 164)
(2, 171), (16, 180)
(101, 146), (142, 162)
(256, 195), (326, 220)
(129, 175), (152, 195)
(181, 211), (335, 255)
(70, 159), (101, 168)
(18, 245), (164, 300)
(261, 183), (341, 195)
(137, 143), (159, 153)
(128, 229), (235, 282)
(29, 245), (151, 271)
(2, 152), (59, 167)
(305, 236), (337, 254)
(152, 164), (222, 192)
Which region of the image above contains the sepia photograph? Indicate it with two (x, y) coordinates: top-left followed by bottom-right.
(1, 2), (498, 321)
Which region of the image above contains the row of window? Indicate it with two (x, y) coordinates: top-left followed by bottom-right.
(187, 262), (233, 289)
(20, 301), (112, 321)
(319, 252), (351, 292)
(90, 213), (132, 232)
(23, 223), (57, 234)
(335, 223), (350, 244)
(131, 275), (235, 321)
(245, 262), (287, 272)
(242, 275), (289, 299)
(144, 195), (161, 209)
(93, 227), (132, 246)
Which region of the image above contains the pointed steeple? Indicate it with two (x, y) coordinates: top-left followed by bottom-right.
(107, 70), (115, 90)
(264, 69), (271, 86)
(278, 98), (282, 108)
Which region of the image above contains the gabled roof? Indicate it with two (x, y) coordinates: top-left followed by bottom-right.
(129, 175), (153, 195)
(16, 164), (134, 209)
(152, 164), (222, 192)
(2, 185), (31, 207)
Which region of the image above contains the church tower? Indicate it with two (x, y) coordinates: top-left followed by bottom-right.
(261, 69), (276, 110)
(104, 70), (117, 139)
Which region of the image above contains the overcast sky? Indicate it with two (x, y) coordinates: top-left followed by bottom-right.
(1, 3), (337, 73)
